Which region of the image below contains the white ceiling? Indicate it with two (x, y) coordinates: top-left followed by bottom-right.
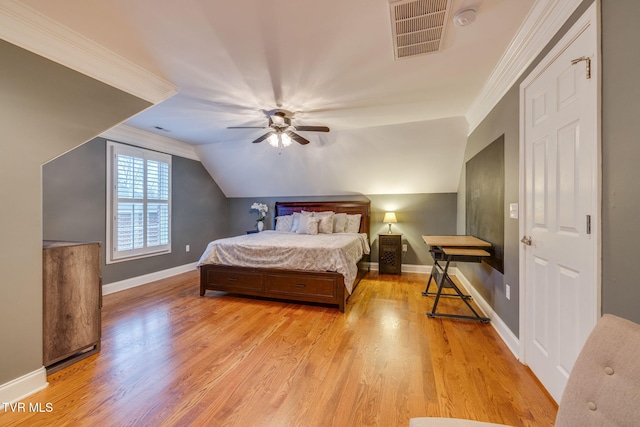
(21, 0), (536, 197)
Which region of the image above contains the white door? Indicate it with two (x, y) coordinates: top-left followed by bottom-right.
(519, 3), (599, 403)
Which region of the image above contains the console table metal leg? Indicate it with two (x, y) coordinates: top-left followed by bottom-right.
(426, 256), (490, 323)
(426, 258), (449, 317)
(422, 259), (472, 300)
(421, 260), (438, 295)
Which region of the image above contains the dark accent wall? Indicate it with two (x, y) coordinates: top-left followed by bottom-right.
(466, 135), (505, 273)
(227, 193), (457, 266)
(457, 83), (519, 331)
(43, 137), (228, 284)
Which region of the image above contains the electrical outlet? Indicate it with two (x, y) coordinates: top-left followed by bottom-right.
(402, 244), (408, 252)
(505, 284), (511, 300)
(186, 245), (190, 252)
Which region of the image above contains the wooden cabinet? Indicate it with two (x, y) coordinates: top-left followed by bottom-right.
(378, 234), (402, 274)
(43, 241), (102, 373)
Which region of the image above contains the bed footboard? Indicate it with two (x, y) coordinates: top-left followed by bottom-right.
(200, 264), (368, 312)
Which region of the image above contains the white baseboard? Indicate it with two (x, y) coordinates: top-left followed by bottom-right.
(0, 367), (48, 405)
(454, 271), (520, 358)
(369, 263), (432, 274)
(401, 263), (432, 274)
(103, 262), (198, 295)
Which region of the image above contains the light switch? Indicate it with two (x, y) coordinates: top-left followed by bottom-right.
(509, 203), (519, 219)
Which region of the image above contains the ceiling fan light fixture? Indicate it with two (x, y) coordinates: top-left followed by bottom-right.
(281, 133), (293, 147)
(267, 133), (279, 148)
(267, 132), (293, 149)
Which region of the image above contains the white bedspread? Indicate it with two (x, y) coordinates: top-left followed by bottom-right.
(197, 231), (370, 294)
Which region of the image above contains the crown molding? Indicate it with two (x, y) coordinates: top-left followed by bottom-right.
(101, 125), (199, 161)
(0, 0), (177, 104)
(465, 0), (584, 134)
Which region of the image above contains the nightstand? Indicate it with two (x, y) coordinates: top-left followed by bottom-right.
(378, 233), (402, 274)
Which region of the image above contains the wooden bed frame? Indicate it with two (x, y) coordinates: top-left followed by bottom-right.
(199, 200), (370, 312)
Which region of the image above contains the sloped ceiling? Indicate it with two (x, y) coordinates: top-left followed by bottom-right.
(197, 116), (469, 197)
(19, 0), (536, 197)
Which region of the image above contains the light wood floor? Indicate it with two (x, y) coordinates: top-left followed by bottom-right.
(1, 271), (557, 426)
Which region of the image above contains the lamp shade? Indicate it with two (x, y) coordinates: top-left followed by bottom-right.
(383, 212), (397, 224)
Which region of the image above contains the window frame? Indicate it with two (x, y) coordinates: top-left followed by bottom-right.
(106, 141), (172, 264)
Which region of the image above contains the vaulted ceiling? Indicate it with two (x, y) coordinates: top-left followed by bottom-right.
(17, 0), (537, 197)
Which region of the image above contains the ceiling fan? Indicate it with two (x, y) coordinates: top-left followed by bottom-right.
(227, 110), (330, 148)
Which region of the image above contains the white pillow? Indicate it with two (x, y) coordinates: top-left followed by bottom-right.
(275, 215), (293, 232)
(296, 215), (319, 235)
(291, 211), (313, 233)
(314, 211), (335, 234)
(345, 214), (362, 233)
(333, 213), (348, 233)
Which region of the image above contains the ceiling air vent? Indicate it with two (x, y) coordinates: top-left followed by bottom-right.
(390, 0), (452, 60)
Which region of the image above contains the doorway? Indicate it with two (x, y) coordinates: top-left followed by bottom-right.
(518, 2), (600, 403)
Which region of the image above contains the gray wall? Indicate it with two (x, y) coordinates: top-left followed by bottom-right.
(368, 193), (457, 265)
(0, 39), (151, 385)
(601, 0), (640, 322)
(227, 193), (457, 266)
(457, 82), (520, 333)
(43, 137), (228, 284)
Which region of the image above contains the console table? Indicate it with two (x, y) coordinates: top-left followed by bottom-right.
(421, 235), (491, 323)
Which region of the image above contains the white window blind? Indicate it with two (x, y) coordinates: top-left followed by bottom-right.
(107, 141), (171, 263)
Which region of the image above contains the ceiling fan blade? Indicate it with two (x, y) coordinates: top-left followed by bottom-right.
(294, 126), (330, 132)
(286, 131), (310, 145)
(227, 126), (269, 129)
(252, 132), (274, 144)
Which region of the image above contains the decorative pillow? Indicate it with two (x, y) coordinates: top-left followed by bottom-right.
(296, 215), (320, 235)
(314, 211), (335, 234)
(333, 213), (348, 233)
(275, 215), (293, 232)
(345, 214), (362, 233)
(291, 211), (314, 233)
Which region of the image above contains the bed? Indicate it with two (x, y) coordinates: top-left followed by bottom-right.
(198, 201), (371, 312)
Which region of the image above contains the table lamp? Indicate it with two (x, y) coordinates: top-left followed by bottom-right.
(383, 212), (397, 234)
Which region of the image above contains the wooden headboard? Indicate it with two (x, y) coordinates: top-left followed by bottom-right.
(275, 201), (371, 236)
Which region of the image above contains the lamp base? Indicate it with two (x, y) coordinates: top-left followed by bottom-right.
(387, 224), (392, 234)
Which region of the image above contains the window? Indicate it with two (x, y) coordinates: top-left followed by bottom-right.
(107, 141), (171, 263)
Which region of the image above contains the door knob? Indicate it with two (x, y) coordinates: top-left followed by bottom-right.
(521, 235), (532, 246)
